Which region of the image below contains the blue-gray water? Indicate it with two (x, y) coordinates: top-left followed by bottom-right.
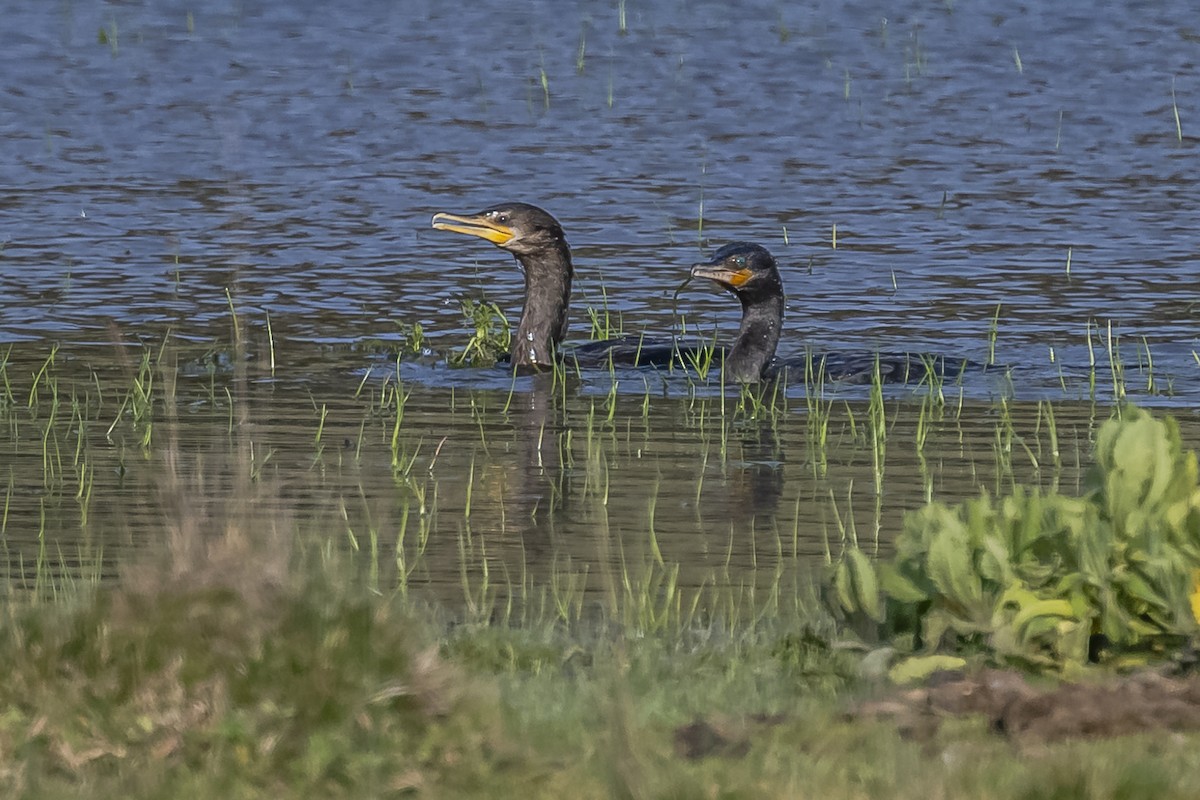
(3, 1), (1197, 384)
(0, 1), (1197, 596)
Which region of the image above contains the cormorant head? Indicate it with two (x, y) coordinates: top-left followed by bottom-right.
(690, 242), (782, 300)
(431, 202), (566, 258)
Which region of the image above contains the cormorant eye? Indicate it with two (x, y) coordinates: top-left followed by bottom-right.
(733, 255), (747, 267)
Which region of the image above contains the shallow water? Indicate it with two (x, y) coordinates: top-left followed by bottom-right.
(0, 341), (1184, 610)
(1, 2), (1198, 602)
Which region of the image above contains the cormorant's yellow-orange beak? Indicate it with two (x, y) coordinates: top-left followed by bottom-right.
(431, 212), (515, 246)
(690, 264), (753, 288)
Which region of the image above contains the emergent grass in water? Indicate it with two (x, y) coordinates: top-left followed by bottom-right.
(1, 372), (1200, 796)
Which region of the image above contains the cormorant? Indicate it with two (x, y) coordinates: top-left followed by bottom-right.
(431, 202), (571, 371)
(432, 201), (690, 372)
(431, 202), (976, 384)
(689, 242), (783, 384)
(691, 242), (980, 384)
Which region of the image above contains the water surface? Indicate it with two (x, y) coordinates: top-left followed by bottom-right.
(1, 1), (1198, 603)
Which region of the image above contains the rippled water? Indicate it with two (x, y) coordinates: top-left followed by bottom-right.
(4, 1), (1199, 375)
(0, 343), (1116, 596)
(1, 1), (1198, 597)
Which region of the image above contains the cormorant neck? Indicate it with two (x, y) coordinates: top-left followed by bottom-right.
(512, 240), (573, 370)
(726, 290), (784, 383)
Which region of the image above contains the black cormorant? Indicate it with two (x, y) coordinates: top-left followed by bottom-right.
(692, 242), (979, 384)
(432, 203), (975, 384)
(689, 242), (783, 383)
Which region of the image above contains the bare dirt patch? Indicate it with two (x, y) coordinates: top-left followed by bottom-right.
(850, 669), (1200, 744)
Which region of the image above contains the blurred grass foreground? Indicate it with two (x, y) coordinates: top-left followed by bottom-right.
(4, 405), (1200, 798)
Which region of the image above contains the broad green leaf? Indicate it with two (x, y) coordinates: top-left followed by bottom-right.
(1011, 599), (1076, 634)
(1120, 569), (1167, 610)
(877, 562), (929, 604)
(847, 547), (884, 623)
(1191, 569), (1200, 625)
(833, 559), (856, 616)
(921, 608), (954, 650)
(887, 655), (966, 685)
(925, 510), (983, 608)
(979, 537), (1014, 585)
(1017, 614), (1062, 647)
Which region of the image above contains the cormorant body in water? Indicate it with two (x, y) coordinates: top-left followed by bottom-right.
(431, 203), (572, 371)
(691, 242), (980, 384)
(689, 242), (784, 384)
(431, 202), (679, 372)
(431, 202), (976, 383)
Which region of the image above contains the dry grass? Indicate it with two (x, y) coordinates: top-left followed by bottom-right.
(122, 443), (292, 618)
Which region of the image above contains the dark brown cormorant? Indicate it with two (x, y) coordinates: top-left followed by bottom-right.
(431, 203), (572, 370)
(432, 201), (688, 372)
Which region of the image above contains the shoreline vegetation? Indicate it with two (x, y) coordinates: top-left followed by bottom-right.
(2, 333), (1200, 798)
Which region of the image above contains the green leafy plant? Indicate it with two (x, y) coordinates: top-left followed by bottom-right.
(449, 300), (511, 368)
(394, 320), (426, 357)
(833, 405), (1200, 671)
